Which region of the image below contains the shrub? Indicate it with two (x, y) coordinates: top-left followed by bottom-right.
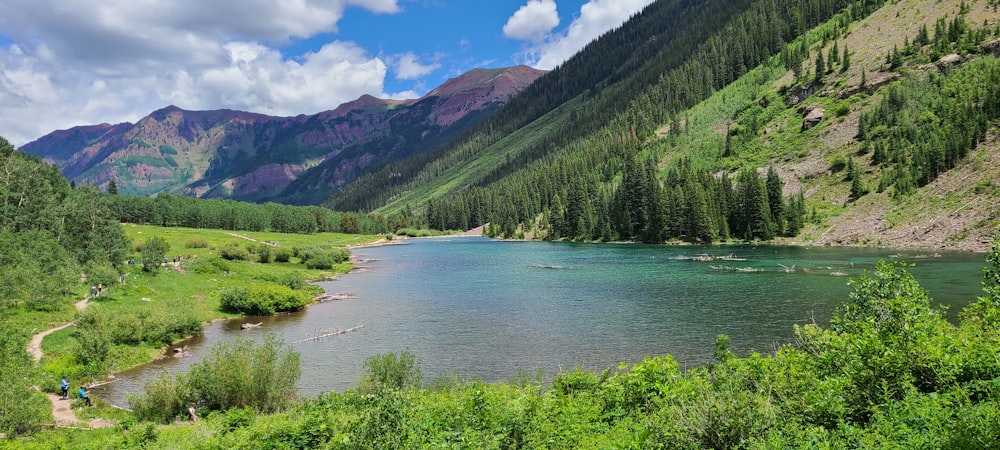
(300, 247), (351, 270)
(128, 372), (193, 423)
(829, 155), (848, 173)
(188, 335), (300, 413)
(218, 283), (310, 316)
(209, 257), (233, 273)
(130, 336), (300, 421)
(218, 286), (250, 313)
(274, 247), (293, 263)
(219, 241), (250, 261)
(257, 244), (273, 264)
(75, 301), (202, 349)
(278, 273), (305, 290)
(184, 238), (209, 248)
(834, 102), (851, 117)
(359, 351), (422, 393)
(0, 324), (51, 436)
(189, 259), (221, 274)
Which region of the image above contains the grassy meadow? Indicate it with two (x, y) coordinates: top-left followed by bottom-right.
(34, 224), (381, 393)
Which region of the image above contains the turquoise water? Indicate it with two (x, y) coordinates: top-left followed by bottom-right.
(96, 237), (986, 406)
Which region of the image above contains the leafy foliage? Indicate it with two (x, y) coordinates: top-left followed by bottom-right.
(1, 138), (129, 313)
(217, 283), (311, 316)
(128, 335), (300, 423)
(359, 351), (423, 394)
(0, 324), (49, 436)
(140, 236), (170, 273)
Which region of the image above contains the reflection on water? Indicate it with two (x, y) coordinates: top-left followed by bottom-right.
(94, 238), (986, 407)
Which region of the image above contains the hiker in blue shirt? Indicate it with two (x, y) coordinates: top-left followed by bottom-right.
(60, 377), (69, 399)
(78, 385), (92, 407)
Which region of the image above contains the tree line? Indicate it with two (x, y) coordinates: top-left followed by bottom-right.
(106, 193), (406, 236)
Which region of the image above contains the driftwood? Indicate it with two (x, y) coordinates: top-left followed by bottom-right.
(293, 325), (364, 344)
(241, 322), (263, 330)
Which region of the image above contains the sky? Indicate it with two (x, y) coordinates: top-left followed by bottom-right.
(0, 0), (655, 146)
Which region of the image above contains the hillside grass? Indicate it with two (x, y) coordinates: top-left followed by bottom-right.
(32, 224), (379, 387)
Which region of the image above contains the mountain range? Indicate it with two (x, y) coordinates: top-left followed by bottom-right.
(20, 65), (545, 204)
(18, 0), (1000, 252)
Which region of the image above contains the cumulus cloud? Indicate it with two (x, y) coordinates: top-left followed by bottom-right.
(503, 0), (560, 41)
(515, 0), (655, 70)
(391, 52), (441, 80)
(0, 0), (401, 145)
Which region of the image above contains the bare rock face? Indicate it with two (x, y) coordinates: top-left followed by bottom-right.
(837, 72), (902, 99)
(935, 53), (964, 70)
(785, 82), (822, 106)
(801, 103), (825, 131)
(985, 38), (1000, 56)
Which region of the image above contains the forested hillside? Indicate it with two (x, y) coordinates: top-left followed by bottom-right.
(328, 0), (1000, 251)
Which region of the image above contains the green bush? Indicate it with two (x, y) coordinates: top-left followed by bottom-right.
(0, 325), (51, 436)
(257, 244), (273, 264)
(188, 335), (300, 413)
(184, 238), (209, 248)
(189, 259), (221, 274)
(274, 247), (293, 263)
(75, 301), (202, 350)
(218, 283), (310, 316)
(299, 247), (350, 270)
(359, 351), (422, 393)
(278, 272), (305, 290)
(219, 241), (250, 261)
(130, 336), (300, 422)
(128, 372), (194, 424)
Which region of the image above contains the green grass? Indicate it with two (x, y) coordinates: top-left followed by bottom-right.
(25, 224), (380, 389)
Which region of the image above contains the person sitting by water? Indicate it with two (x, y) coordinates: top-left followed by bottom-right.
(78, 385), (92, 407)
(60, 377), (69, 399)
(188, 403), (198, 423)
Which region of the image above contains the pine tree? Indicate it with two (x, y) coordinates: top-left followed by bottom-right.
(841, 45), (851, 72)
(734, 168), (774, 241)
(107, 179), (118, 195)
(815, 50), (826, 82)
(765, 167), (786, 236)
(849, 160), (867, 200)
(827, 42), (839, 72)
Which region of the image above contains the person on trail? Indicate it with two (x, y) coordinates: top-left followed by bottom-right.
(78, 385), (92, 407)
(60, 377), (69, 399)
(188, 403), (198, 423)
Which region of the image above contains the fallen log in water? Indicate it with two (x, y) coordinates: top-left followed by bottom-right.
(293, 325), (364, 344)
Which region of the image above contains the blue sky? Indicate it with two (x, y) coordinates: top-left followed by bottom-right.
(0, 0), (654, 146)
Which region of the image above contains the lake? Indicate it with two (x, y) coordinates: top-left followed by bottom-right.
(95, 237), (987, 406)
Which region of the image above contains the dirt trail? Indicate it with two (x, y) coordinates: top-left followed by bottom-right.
(227, 232), (277, 245)
(27, 297), (89, 363)
(28, 296), (114, 429)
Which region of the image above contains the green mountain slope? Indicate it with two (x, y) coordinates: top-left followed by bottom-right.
(327, 0), (1000, 251)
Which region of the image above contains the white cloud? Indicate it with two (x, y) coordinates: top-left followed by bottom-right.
(503, 0), (560, 41)
(0, 0), (401, 145)
(517, 0), (654, 70)
(392, 52), (441, 81)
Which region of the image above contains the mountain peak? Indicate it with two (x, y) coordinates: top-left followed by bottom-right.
(424, 65), (547, 100)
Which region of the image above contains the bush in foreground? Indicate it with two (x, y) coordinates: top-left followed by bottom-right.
(129, 335), (300, 424)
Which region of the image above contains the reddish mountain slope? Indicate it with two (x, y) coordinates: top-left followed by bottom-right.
(20, 66), (545, 204)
